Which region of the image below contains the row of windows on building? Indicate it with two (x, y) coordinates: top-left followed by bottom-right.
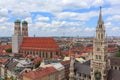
(19, 50), (59, 58)
(111, 66), (120, 70)
(76, 73), (91, 80)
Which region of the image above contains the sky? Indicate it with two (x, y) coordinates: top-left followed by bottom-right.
(0, 0), (120, 37)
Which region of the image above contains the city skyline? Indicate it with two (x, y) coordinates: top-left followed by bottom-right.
(0, 0), (120, 37)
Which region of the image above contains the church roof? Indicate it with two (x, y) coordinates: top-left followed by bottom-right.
(20, 37), (60, 51)
(23, 67), (58, 79)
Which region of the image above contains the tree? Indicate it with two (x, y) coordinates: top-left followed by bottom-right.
(115, 51), (120, 57)
(10, 76), (17, 80)
(35, 61), (41, 68)
(6, 48), (12, 53)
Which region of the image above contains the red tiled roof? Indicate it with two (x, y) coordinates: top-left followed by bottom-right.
(0, 58), (8, 64)
(23, 67), (57, 79)
(80, 53), (88, 57)
(108, 48), (117, 52)
(61, 50), (69, 56)
(34, 57), (41, 64)
(61, 60), (70, 65)
(0, 45), (11, 50)
(0, 45), (12, 54)
(20, 37), (60, 51)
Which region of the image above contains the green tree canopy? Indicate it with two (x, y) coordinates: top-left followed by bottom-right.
(6, 48), (12, 53)
(35, 61), (41, 68)
(115, 51), (120, 57)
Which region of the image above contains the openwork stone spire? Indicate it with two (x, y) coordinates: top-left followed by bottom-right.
(98, 6), (103, 24)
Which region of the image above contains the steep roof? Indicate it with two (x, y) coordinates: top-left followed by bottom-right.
(0, 44), (11, 50)
(20, 37), (60, 51)
(108, 70), (120, 80)
(23, 67), (57, 79)
(110, 57), (120, 66)
(75, 60), (90, 75)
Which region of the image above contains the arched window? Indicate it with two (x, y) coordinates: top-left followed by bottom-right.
(46, 52), (48, 58)
(98, 34), (100, 39)
(50, 52), (52, 58)
(101, 34), (103, 39)
(99, 24), (102, 28)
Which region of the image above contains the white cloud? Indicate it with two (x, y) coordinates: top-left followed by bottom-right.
(92, 0), (104, 7)
(104, 22), (113, 28)
(35, 15), (50, 22)
(61, 0), (90, 9)
(0, 9), (9, 17)
(0, 17), (9, 23)
(112, 27), (120, 31)
(11, 10), (30, 18)
(107, 15), (120, 22)
(84, 27), (95, 32)
(0, 0), (120, 36)
(24, 17), (32, 23)
(103, 7), (120, 15)
(27, 20), (85, 36)
(106, 0), (120, 5)
(57, 11), (98, 21)
(0, 22), (13, 36)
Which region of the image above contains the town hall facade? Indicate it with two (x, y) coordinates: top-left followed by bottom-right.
(69, 7), (120, 80)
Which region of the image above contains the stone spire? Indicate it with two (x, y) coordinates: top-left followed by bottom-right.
(98, 6), (103, 24)
(96, 6), (105, 40)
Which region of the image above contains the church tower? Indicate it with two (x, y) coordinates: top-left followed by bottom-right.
(22, 21), (28, 37)
(12, 19), (23, 53)
(91, 7), (110, 80)
(14, 20), (21, 35)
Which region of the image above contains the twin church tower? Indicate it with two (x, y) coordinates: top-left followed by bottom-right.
(12, 20), (28, 53)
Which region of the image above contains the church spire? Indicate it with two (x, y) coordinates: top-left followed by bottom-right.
(98, 6), (103, 24)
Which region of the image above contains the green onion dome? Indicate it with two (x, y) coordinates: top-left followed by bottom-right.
(14, 19), (21, 23)
(22, 21), (28, 24)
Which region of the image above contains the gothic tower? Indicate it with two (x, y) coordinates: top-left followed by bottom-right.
(90, 7), (110, 80)
(22, 21), (28, 37)
(12, 19), (23, 53)
(14, 19), (21, 35)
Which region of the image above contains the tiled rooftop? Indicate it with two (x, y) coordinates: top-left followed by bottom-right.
(20, 37), (60, 51)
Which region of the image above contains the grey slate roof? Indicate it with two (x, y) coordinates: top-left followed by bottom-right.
(110, 57), (120, 66)
(75, 60), (90, 75)
(74, 58), (120, 80)
(108, 70), (120, 80)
